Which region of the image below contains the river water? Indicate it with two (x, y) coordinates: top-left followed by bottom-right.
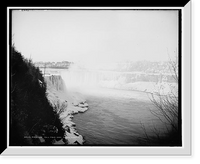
(73, 88), (166, 146)
(45, 68), (168, 146)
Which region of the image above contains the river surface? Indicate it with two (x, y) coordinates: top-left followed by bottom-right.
(44, 68), (168, 146)
(73, 88), (166, 146)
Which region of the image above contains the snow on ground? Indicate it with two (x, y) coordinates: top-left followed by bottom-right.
(44, 74), (88, 145)
(99, 81), (178, 96)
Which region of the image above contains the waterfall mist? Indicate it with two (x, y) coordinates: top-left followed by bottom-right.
(61, 62), (117, 91)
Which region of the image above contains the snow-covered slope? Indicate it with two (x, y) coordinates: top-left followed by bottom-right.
(44, 74), (88, 145)
(99, 81), (178, 96)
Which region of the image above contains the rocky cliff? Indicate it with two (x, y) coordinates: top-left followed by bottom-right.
(10, 47), (65, 146)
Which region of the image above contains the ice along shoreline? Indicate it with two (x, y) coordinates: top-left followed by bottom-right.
(44, 74), (89, 145)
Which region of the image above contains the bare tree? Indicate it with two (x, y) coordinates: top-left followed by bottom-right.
(140, 54), (181, 146)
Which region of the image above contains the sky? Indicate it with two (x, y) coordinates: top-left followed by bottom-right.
(12, 10), (178, 64)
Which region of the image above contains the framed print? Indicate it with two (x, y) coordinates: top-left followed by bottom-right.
(2, 1), (191, 156)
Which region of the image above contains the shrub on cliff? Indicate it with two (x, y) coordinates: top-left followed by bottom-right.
(139, 57), (181, 146)
(10, 46), (65, 146)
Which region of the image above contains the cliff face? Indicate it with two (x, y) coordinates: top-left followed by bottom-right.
(10, 47), (89, 146)
(10, 47), (65, 146)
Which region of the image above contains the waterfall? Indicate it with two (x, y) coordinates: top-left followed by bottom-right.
(59, 69), (177, 95)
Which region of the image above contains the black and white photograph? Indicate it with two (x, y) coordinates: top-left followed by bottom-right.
(9, 8), (182, 147)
